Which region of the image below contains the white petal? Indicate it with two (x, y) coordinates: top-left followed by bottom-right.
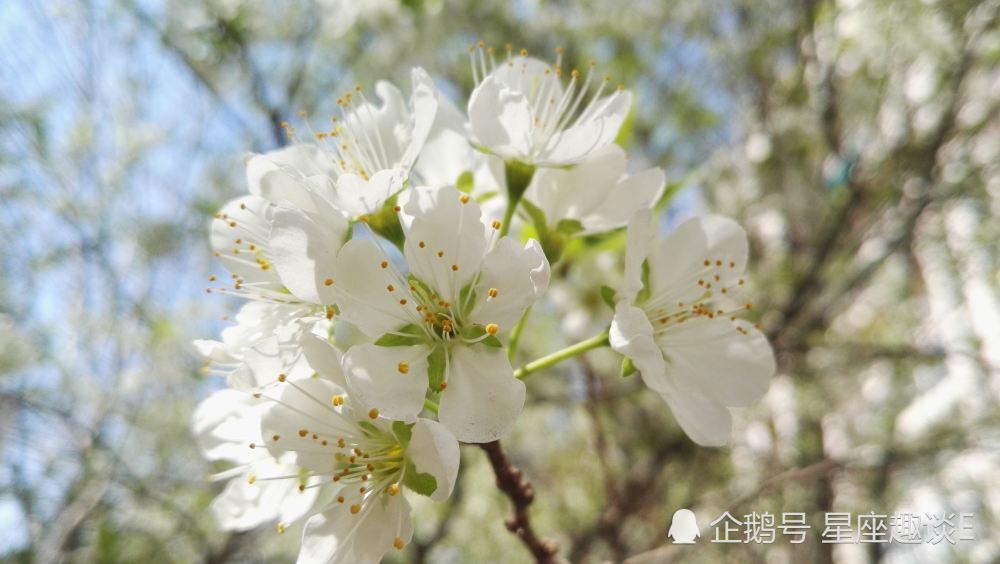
(334, 169), (404, 218)
(468, 237), (549, 331)
(648, 215), (749, 305)
(525, 145), (626, 225)
(581, 167), (665, 233)
(342, 343), (431, 422)
(661, 390), (733, 447)
(538, 91), (631, 166)
(438, 346), (525, 443)
(298, 494), (412, 564)
(227, 337), (285, 391)
(490, 57), (562, 100)
(408, 419), (460, 502)
(260, 377), (350, 472)
(655, 317), (774, 407)
(300, 334), (347, 389)
(193, 338), (234, 363)
(609, 302), (666, 390)
(192, 389), (260, 463)
(402, 186), (488, 304)
(211, 196), (284, 291)
(399, 67), (439, 171)
(211, 459), (319, 531)
(619, 209), (654, 303)
(333, 238), (415, 338)
(468, 76), (533, 159)
(269, 206), (347, 304)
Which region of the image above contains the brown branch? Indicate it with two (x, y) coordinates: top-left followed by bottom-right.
(478, 440), (559, 563)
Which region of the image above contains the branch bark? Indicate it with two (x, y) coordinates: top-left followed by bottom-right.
(478, 441), (559, 563)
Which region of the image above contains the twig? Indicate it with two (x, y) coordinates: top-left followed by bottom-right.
(478, 441), (560, 563)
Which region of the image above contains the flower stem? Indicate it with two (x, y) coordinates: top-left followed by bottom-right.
(424, 398), (439, 414)
(514, 330), (610, 380)
(499, 202), (518, 238)
(499, 160), (536, 238)
(507, 306), (532, 361)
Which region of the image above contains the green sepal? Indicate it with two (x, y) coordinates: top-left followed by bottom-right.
(503, 160), (537, 204)
(555, 218), (584, 236)
(363, 196), (405, 249)
(427, 346), (447, 391)
(402, 460), (438, 497)
(636, 259), (652, 305)
(392, 421), (413, 447)
(600, 285), (617, 309)
(620, 357), (637, 377)
(374, 324), (424, 347)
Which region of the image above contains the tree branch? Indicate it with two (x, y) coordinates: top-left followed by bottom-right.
(478, 441), (559, 563)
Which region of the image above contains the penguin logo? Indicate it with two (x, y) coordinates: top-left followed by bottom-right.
(668, 509), (700, 544)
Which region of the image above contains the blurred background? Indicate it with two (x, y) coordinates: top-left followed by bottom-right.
(1, 0), (999, 562)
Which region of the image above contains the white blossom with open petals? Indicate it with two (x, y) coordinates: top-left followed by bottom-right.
(192, 389), (321, 532)
(259, 377), (459, 564)
(244, 68), (439, 220)
(523, 145), (665, 234)
(328, 186), (548, 443)
(467, 49), (631, 168)
(610, 210), (775, 446)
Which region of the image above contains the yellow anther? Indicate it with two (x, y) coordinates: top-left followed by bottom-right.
(272, 434), (280, 441)
(277, 373), (287, 382)
(451, 264), (459, 272)
(439, 381), (448, 391)
(491, 220), (501, 230)
(460, 194), (470, 204)
(350, 504), (361, 515)
(368, 408), (379, 419)
(247, 473), (256, 484)
(324, 278), (334, 286)
(485, 323), (499, 335)
(394, 538), (405, 550)
(380, 260), (389, 269)
(337, 495), (345, 503)
(386, 284), (395, 292)
(387, 483), (400, 496)
(488, 287), (498, 298)
(398, 362), (409, 374)
(520, 48), (528, 56)
(277, 522), (286, 534)
(298, 429), (308, 438)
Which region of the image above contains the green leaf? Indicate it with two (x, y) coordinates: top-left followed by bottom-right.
(600, 285), (617, 309)
(456, 170), (475, 193)
(555, 218), (584, 236)
(427, 346), (447, 391)
(402, 460), (438, 497)
(392, 421), (413, 447)
(374, 324), (424, 347)
(620, 357), (637, 377)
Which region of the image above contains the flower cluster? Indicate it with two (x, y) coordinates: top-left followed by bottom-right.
(193, 45), (774, 563)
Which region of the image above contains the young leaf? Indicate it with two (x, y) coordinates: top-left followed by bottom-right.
(402, 460), (438, 497)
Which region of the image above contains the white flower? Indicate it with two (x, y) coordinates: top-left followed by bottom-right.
(291, 185), (549, 442)
(259, 376), (459, 564)
(192, 389), (321, 532)
(609, 211), (775, 446)
(523, 145), (665, 234)
(195, 301), (328, 390)
(467, 48), (632, 168)
(245, 68), (439, 219)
